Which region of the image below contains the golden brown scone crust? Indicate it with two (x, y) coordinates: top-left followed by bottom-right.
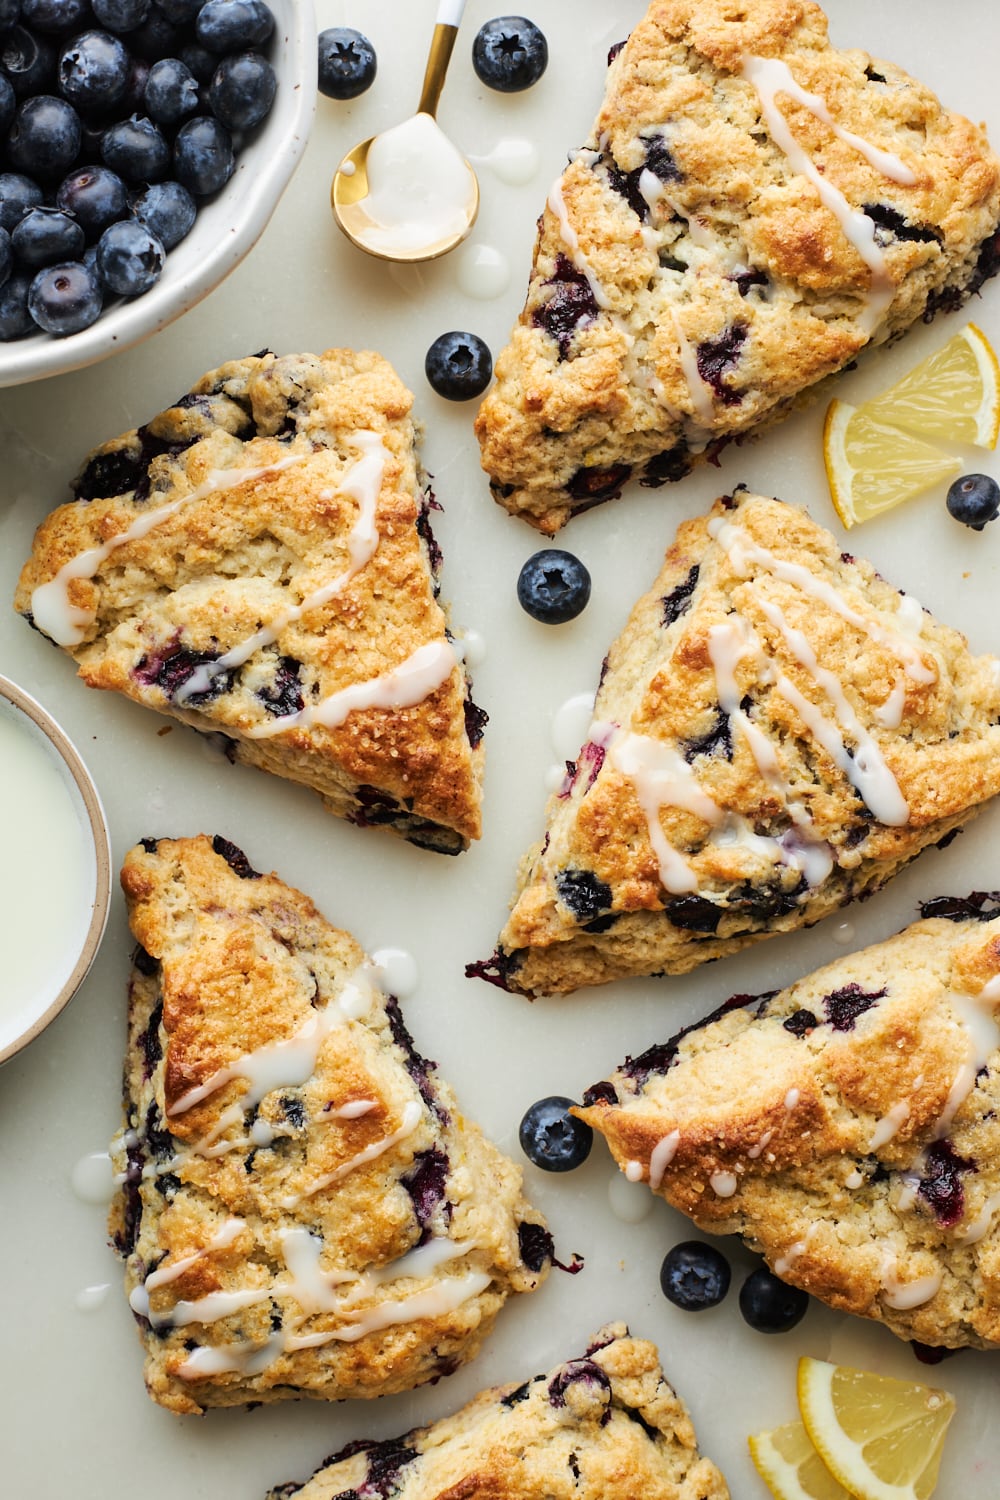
(109, 836), (551, 1415)
(15, 349), (483, 851)
(266, 1323), (729, 1500)
(476, 0), (1000, 531)
(578, 906), (1000, 1349)
(476, 491), (1000, 997)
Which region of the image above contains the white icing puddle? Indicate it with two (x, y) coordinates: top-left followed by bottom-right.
(370, 948), (420, 1000)
(75, 1283), (111, 1312)
(456, 243), (511, 300)
(470, 137), (539, 185)
(608, 1170), (653, 1223)
(71, 1151), (117, 1205)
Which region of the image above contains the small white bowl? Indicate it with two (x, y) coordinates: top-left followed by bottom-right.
(0, 0), (316, 390)
(0, 676), (112, 1064)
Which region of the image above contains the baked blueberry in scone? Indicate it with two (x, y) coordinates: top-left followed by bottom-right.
(265, 1322), (730, 1500)
(576, 902), (1000, 1349)
(109, 836), (551, 1415)
(476, 0), (1000, 532)
(469, 491), (1000, 997)
(14, 350), (484, 853)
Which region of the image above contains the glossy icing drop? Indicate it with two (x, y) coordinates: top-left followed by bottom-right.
(369, 948), (420, 999)
(71, 1150), (117, 1205)
(648, 1128), (681, 1190)
(880, 1253), (942, 1310)
(75, 1283), (112, 1312)
(472, 137), (539, 185)
(709, 1170), (738, 1198)
(360, 113), (476, 256)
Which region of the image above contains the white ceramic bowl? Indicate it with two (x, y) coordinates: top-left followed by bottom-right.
(0, 0), (316, 390)
(0, 675), (112, 1064)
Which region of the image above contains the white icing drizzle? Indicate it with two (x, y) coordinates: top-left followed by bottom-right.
(322, 1100), (377, 1121)
(774, 1240), (807, 1276)
(845, 1168), (864, 1189)
(648, 1128), (681, 1190)
(873, 678), (907, 730)
(710, 1170), (738, 1198)
(747, 1129), (774, 1160)
(602, 724), (719, 893)
(624, 1159), (645, 1183)
(785, 1088), (800, 1110)
(281, 1099), (423, 1206)
(369, 947), (420, 999)
(955, 1191), (1000, 1246)
(933, 987), (1000, 1137)
(547, 174), (611, 309)
(176, 433), (389, 703)
(869, 1099), (910, 1149)
(669, 310), (717, 425)
(139, 1219), (246, 1298)
(741, 56), (912, 334)
(30, 456), (307, 648)
(246, 638), (459, 739)
(707, 515), (936, 685)
(880, 1252), (942, 1310)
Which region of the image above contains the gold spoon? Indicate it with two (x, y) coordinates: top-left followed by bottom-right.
(331, 0), (479, 264)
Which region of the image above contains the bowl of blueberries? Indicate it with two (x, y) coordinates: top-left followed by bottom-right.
(0, 0), (315, 385)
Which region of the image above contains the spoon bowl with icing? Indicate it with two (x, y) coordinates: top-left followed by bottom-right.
(331, 0), (479, 263)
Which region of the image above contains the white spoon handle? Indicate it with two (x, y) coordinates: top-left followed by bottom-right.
(436, 0), (466, 26)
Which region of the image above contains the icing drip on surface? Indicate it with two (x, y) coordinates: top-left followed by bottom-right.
(548, 175), (611, 310)
(30, 456), (307, 648)
(247, 639), (459, 739)
(710, 1170), (738, 1198)
(741, 56), (910, 334)
(176, 432), (389, 703)
(648, 1129), (681, 1190)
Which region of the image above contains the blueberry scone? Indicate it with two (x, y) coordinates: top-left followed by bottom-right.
(266, 1322), (729, 1500)
(469, 490), (1000, 997)
(15, 349), (484, 853)
(577, 898), (1000, 1349)
(109, 835), (552, 1415)
(476, 0), (1000, 532)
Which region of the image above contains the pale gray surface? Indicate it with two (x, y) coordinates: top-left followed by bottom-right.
(1, 2), (998, 1496)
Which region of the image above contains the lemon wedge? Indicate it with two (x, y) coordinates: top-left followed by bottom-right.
(862, 324), (1000, 449)
(796, 1357), (956, 1500)
(823, 400), (961, 528)
(749, 1420), (853, 1500)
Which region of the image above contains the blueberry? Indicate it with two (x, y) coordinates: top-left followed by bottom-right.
(96, 217), (164, 294)
(118, 53), (149, 113)
(472, 15), (548, 92)
(0, 269), (34, 337)
(1, 24), (54, 95)
(12, 206), (84, 267)
(659, 1241), (732, 1311)
(946, 473), (1000, 531)
(156, 0), (204, 19)
(56, 165), (128, 240)
(7, 95), (81, 179)
(58, 30), (131, 113)
(101, 114), (170, 183)
(27, 260), (102, 334)
(173, 114), (234, 195)
(143, 55), (199, 124)
(177, 38), (214, 82)
(195, 0), (273, 53)
(317, 26), (376, 100)
(0, 71), (15, 132)
(424, 330), (492, 400)
(517, 549), (592, 624)
(91, 0), (151, 30)
(208, 50), (275, 130)
(0, 226), (11, 285)
(20, 0), (89, 32)
(0, 171), (43, 232)
(128, 9), (182, 60)
(518, 1096), (593, 1172)
(131, 177), (195, 248)
(739, 1266), (810, 1333)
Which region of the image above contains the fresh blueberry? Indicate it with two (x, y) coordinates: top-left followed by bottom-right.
(0, 171), (42, 232)
(156, 0), (204, 19)
(517, 549), (592, 624)
(195, 0), (273, 53)
(12, 206), (84, 267)
(58, 30), (131, 113)
(96, 217), (164, 294)
(101, 113), (170, 183)
(317, 26), (376, 100)
(127, 9), (181, 60)
(472, 15), (548, 92)
(518, 1096), (593, 1172)
(208, 50), (275, 130)
(0, 226), (11, 285)
(0, 71), (15, 132)
(7, 94), (81, 179)
(425, 330), (492, 401)
(177, 38), (214, 82)
(27, 259), (103, 334)
(118, 53), (150, 113)
(20, 0), (89, 32)
(173, 114), (234, 195)
(659, 1241), (732, 1311)
(91, 0), (151, 30)
(0, 269), (34, 337)
(0, 24), (54, 95)
(56, 165), (128, 240)
(946, 472), (1000, 531)
(739, 1266), (810, 1333)
(131, 177), (195, 248)
(143, 55), (199, 124)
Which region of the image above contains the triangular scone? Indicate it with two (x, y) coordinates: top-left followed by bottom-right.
(109, 836), (552, 1415)
(475, 0), (1000, 532)
(577, 899), (1000, 1349)
(15, 350), (484, 853)
(471, 491), (1000, 997)
(266, 1322), (730, 1500)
